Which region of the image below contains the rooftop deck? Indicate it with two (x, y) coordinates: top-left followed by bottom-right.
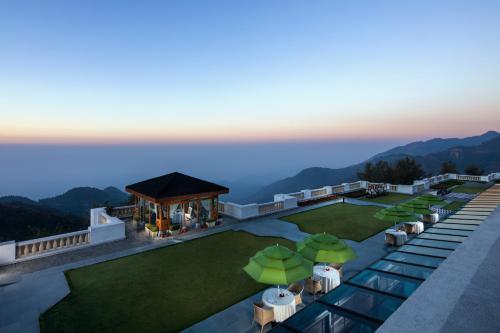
(270, 184), (500, 332)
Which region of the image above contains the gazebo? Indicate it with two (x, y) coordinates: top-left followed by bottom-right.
(125, 172), (229, 232)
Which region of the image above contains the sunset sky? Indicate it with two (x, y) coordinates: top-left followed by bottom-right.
(1, 0), (499, 144)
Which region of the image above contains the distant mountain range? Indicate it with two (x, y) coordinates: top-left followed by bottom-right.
(0, 201), (88, 242)
(245, 131), (500, 203)
(372, 130), (499, 159)
(0, 187), (129, 241)
(39, 186), (129, 217)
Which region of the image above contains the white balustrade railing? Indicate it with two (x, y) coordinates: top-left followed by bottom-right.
(258, 201), (284, 215)
(349, 182), (362, 190)
(311, 188), (327, 197)
(111, 204), (135, 218)
(288, 192), (305, 200)
(218, 202), (225, 213)
(15, 229), (90, 259)
(332, 185), (345, 193)
(218, 172), (499, 220)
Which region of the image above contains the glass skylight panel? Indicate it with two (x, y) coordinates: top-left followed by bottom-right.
(432, 223), (477, 231)
(455, 211), (490, 216)
(461, 207), (495, 212)
(408, 238), (460, 250)
(448, 214), (486, 220)
(397, 245), (452, 258)
(281, 302), (379, 333)
(348, 270), (421, 298)
(424, 228), (472, 236)
(369, 260), (434, 280)
(442, 219), (481, 225)
(418, 233), (467, 243)
(384, 252), (444, 268)
(319, 284), (403, 322)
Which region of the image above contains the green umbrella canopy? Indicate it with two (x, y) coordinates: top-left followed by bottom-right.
(243, 244), (313, 285)
(374, 207), (417, 223)
(415, 194), (446, 206)
(398, 200), (433, 214)
(297, 233), (356, 264)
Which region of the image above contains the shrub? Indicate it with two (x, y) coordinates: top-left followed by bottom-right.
(146, 223), (158, 232)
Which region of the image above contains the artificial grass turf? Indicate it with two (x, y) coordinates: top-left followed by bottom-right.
(359, 193), (416, 204)
(39, 231), (293, 333)
(451, 186), (486, 194)
(281, 203), (393, 242)
(442, 201), (466, 211)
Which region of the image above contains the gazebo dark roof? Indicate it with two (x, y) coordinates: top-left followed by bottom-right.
(125, 172), (228, 201)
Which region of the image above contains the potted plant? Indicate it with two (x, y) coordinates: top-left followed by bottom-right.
(206, 218), (216, 228)
(145, 223), (158, 237)
(170, 224), (181, 235)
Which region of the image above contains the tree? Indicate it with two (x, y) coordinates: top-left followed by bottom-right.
(440, 161), (458, 174)
(358, 157), (424, 184)
(392, 157), (425, 185)
(465, 165), (483, 176)
(372, 160), (393, 183)
(357, 162), (374, 181)
(358, 160), (393, 183)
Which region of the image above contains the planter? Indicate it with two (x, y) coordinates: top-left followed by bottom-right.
(207, 221), (216, 228)
(145, 226), (159, 238)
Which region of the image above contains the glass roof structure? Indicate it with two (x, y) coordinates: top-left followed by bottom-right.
(271, 192), (495, 333)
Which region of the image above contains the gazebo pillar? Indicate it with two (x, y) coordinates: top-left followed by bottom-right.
(156, 204), (170, 232)
(210, 195), (218, 220)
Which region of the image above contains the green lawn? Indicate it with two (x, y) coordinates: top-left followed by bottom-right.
(359, 193), (416, 204)
(281, 203), (393, 242)
(40, 231), (293, 333)
(451, 185), (486, 194)
(442, 201), (465, 211)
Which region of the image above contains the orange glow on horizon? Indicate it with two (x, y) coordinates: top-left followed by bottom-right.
(1, 102), (498, 145)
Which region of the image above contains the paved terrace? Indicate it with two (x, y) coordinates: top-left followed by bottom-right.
(0, 197), (394, 333)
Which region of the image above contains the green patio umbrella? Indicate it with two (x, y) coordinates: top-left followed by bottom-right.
(398, 200), (433, 215)
(296, 233), (356, 266)
(374, 206), (417, 229)
(243, 244), (313, 292)
(415, 194), (446, 206)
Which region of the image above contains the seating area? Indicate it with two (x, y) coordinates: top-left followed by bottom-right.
(246, 234), (355, 331)
(365, 183), (388, 198)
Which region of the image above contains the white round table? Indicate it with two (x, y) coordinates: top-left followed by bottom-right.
(404, 221), (424, 234)
(385, 229), (408, 246)
(262, 288), (296, 322)
(313, 265), (341, 293)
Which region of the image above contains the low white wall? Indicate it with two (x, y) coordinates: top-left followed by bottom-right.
(387, 184), (415, 194)
(89, 209), (126, 245)
(0, 240), (16, 265)
(282, 196), (298, 209)
(301, 189), (312, 200)
(222, 202), (260, 220)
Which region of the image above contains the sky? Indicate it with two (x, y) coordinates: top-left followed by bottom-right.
(1, 0), (500, 144)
